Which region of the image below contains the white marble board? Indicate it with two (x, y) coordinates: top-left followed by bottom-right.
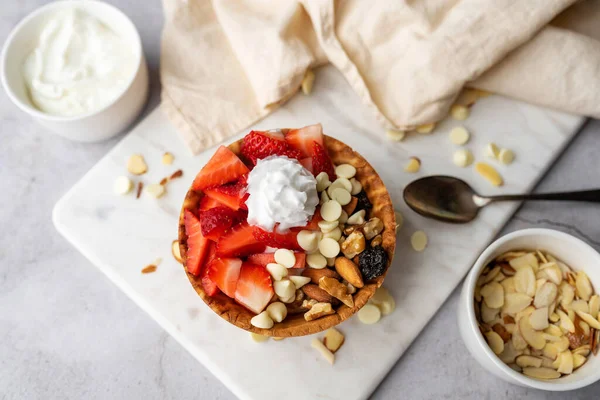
(53, 66), (583, 400)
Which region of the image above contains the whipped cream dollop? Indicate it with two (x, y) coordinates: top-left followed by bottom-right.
(246, 156), (318, 232)
(22, 9), (136, 117)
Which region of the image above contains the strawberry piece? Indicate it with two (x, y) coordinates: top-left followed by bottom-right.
(311, 142), (335, 181)
(192, 146), (249, 190)
(285, 124), (324, 158)
(293, 209), (322, 231)
(204, 180), (248, 211)
(199, 254), (220, 296)
(241, 130), (303, 164)
(199, 196), (222, 211)
(299, 157), (313, 173)
(252, 226), (301, 250)
(234, 263), (274, 314)
(206, 243), (218, 264)
(247, 252), (306, 268)
(217, 222), (267, 257)
(199, 207), (239, 241)
(183, 210), (212, 276)
(206, 257), (243, 298)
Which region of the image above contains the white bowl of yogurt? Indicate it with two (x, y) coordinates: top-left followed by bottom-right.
(1, 0), (148, 142)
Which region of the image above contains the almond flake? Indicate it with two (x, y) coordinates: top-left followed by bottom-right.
(171, 240), (182, 263)
(485, 331), (505, 355)
(481, 282), (504, 309)
(127, 154), (148, 175)
(514, 266), (536, 297)
(523, 367), (561, 380)
(518, 315), (546, 350)
(575, 310), (600, 330)
(475, 162), (503, 186)
(575, 271), (593, 301)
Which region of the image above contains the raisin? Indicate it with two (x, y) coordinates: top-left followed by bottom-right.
(358, 246), (388, 281)
(355, 191), (372, 213)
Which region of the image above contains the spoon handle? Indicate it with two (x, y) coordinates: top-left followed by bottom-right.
(489, 189), (600, 203)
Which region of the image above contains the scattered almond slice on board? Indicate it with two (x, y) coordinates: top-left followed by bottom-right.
(127, 154), (148, 175)
(311, 338), (335, 364)
(475, 162), (503, 186)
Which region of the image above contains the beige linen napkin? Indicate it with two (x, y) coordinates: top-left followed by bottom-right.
(160, 0), (600, 155)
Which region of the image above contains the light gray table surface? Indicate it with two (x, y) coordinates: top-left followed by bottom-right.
(2, 2), (599, 399)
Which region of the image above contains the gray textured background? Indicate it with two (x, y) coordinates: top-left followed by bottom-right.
(1, 1), (599, 399)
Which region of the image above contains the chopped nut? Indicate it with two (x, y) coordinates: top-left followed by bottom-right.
(311, 338), (334, 364)
(162, 152), (174, 165)
(340, 231), (366, 259)
(404, 157), (421, 173)
(319, 276), (354, 307)
(363, 217), (383, 240)
(127, 154), (148, 175)
(334, 257), (364, 288)
(323, 328), (345, 353)
(302, 284), (334, 303)
(304, 302), (335, 321)
(302, 268), (340, 284)
(371, 234), (383, 247)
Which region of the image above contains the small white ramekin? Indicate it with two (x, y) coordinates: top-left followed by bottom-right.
(1, 0), (148, 142)
(458, 228), (600, 391)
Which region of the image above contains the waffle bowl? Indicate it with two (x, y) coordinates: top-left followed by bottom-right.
(178, 133), (396, 337)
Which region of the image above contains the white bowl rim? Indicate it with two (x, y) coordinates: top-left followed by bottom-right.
(465, 228), (600, 391)
(0, 0), (143, 122)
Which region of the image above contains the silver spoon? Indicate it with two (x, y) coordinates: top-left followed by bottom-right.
(403, 175), (600, 224)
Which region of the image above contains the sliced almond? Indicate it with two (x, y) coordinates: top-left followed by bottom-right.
(560, 282), (575, 307)
(127, 154), (148, 175)
(541, 264), (563, 286)
(575, 310), (600, 330)
(311, 338), (334, 364)
(523, 367), (561, 380)
(509, 253), (539, 271)
(485, 331), (505, 355)
(481, 302), (500, 323)
(569, 299), (590, 314)
(557, 350), (573, 375)
(529, 307), (549, 331)
(515, 306), (535, 322)
(511, 329), (529, 351)
(502, 293), (532, 315)
(589, 295), (600, 319)
(404, 157), (421, 173)
(514, 266), (536, 297)
(516, 355), (542, 368)
(557, 310), (576, 333)
(301, 70), (315, 95)
(519, 316), (546, 350)
(501, 277), (516, 294)
(499, 341), (522, 364)
(481, 282), (504, 309)
(576, 271), (593, 301)
(323, 328), (345, 353)
(573, 353), (587, 369)
(572, 345), (591, 357)
(171, 240), (182, 263)
(475, 162), (503, 186)
(480, 266), (501, 285)
(544, 324), (563, 337)
(534, 282), (557, 308)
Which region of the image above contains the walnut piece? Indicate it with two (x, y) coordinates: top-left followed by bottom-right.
(319, 277), (354, 307)
(304, 302), (335, 321)
(363, 217), (383, 240)
(341, 231), (366, 259)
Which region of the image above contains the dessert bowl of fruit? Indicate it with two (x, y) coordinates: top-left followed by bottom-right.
(178, 124), (396, 337)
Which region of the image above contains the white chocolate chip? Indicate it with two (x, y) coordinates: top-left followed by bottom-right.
(273, 279), (296, 299)
(339, 211), (349, 224)
(274, 249), (296, 268)
(280, 292), (296, 304)
(266, 263), (288, 281)
(301, 69), (315, 95)
(318, 238), (340, 258)
(331, 188), (352, 206)
(320, 190), (330, 204)
(288, 276), (311, 289)
(311, 338), (335, 365)
(358, 304), (381, 324)
(318, 220), (339, 233)
(266, 302), (288, 323)
(323, 227), (342, 241)
(449, 126), (470, 145)
(297, 230), (320, 253)
(316, 172), (331, 192)
(321, 200), (342, 222)
(415, 123), (435, 134)
(306, 253), (327, 269)
(161, 152), (174, 165)
(127, 154), (148, 175)
(145, 183), (165, 198)
(386, 129), (406, 142)
(332, 178), (352, 193)
(404, 157), (420, 173)
(346, 210), (366, 225)
(485, 143), (500, 159)
(250, 311), (274, 329)
(453, 149), (473, 168)
(499, 148), (515, 165)
(350, 178), (362, 195)
(411, 230), (428, 252)
(450, 104), (469, 121)
(250, 332), (269, 342)
(113, 176), (133, 195)
(335, 164), (356, 179)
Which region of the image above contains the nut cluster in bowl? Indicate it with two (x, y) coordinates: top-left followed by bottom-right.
(475, 250), (599, 380)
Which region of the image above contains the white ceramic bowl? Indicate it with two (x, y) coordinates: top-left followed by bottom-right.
(458, 228), (600, 391)
(1, 0), (148, 142)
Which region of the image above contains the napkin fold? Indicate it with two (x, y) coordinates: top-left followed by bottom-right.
(160, 0), (600, 154)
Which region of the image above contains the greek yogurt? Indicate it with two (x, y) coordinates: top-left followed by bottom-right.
(22, 8), (136, 117)
(246, 156), (319, 232)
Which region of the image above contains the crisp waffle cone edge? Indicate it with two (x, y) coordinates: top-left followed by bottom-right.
(178, 134), (396, 337)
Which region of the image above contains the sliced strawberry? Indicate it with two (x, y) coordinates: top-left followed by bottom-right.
(199, 206), (239, 241)
(192, 146), (249, 190)
(200, 256), (220, 296)
(203, 180), (248, 211)
(285, 124), (324, 158)
(183, 210), (212, 276)
(296, 209), (322, 231)
(206, 257), (242, 297)
(247, 252), (306, 268)
(311, 142), (335, 181)
(199, 196), (222, 211)
(216, 222), (267, 257)
(252, 226), (301, 250)
(241, 130), (303, 165)
(234, 263), (274, 314)
(206, 243), (218, 264)
(299, 157), (313, 173)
